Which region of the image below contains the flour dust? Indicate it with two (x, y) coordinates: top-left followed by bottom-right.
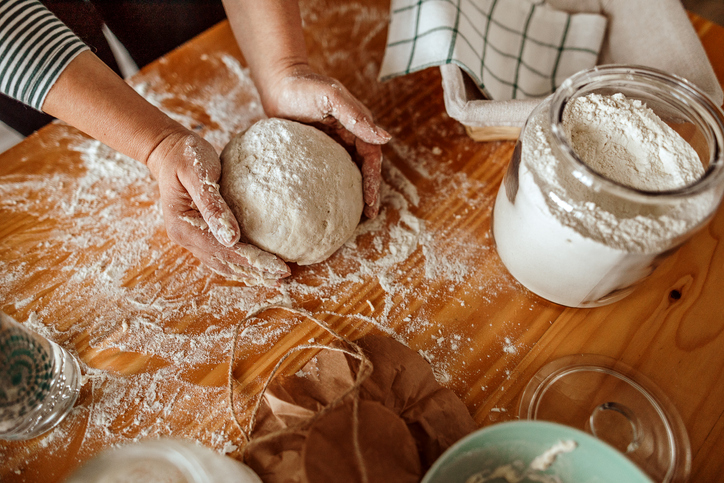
(0, 46), (520, 475)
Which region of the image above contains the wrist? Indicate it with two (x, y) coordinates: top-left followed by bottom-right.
(145, 126), (200, 180)
(257, 59), (312, 115)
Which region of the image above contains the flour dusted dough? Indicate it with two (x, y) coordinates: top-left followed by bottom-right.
(220, 118), (364, 265)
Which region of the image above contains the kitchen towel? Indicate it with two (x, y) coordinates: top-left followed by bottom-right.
(379, 0), (607, 100)
(439, 0), (724, 131)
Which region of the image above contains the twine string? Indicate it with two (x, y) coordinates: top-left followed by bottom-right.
(227, 305), (373, 483)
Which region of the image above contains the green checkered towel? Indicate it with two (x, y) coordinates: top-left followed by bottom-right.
(379, 0), (607, 100)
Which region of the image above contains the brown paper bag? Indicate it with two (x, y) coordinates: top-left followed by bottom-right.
(241, 334), (477, 483)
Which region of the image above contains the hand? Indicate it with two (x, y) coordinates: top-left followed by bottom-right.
(39, 51), (288, 285)
(260, 64), (391, 219)
(146, 129), (291, 285)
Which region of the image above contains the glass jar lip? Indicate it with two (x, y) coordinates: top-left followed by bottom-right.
(548, 64), (724, 201)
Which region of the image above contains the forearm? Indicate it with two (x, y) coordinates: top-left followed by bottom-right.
(221, 0), (389, 220)
(42, 50), (187, 169)
(0, 0), (187, 170)
(1, 0), (290, 280)
(221, 0), (308, 103)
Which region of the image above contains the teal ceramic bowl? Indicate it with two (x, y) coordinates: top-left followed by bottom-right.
(422, 421), (652, 482)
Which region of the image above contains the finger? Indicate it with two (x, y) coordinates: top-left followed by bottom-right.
(314, 121), (378, 218)
(207, 259), (286, 286)
(177, 144), (241, 248)
(324, 117), (381, 218)
(206, 255), (290, 286)
(200, 248), (289, 286)
(216, 240), (291, 279)
(169, 210), (290, 281)
(191, 179), (240, 248)
(321, 85), (391, 145)
(355, 138), (383, 219)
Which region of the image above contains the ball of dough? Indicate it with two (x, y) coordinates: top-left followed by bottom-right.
(220, 118), (364, 265)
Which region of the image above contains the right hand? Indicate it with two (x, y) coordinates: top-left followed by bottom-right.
(146, 129), (291, 285)
(260, 64), (391, 219)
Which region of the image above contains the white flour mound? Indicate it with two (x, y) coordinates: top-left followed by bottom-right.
(545, 92), (708, 253)
(220, 119), (364, 265)
(563, 93), (703, 191)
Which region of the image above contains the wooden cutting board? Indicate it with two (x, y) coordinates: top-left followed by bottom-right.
(1, 1), (723, 481)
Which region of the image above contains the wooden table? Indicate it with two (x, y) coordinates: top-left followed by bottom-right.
(1, 2), (723, 481)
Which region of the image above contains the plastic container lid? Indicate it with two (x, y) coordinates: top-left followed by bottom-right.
(518, 354), (691, 483)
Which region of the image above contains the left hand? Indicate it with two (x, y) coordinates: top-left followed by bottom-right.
(260, 64), (391, 219)
(146, 130), (291, 285)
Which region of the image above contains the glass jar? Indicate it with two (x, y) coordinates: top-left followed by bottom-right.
(492, 65), (724, 307)
(0, 311), (81, 440)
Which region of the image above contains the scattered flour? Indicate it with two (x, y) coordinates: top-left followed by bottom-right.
(465, 439), (577, 483)
(0, 12), (526, 477)
(502, 337), (518, 355)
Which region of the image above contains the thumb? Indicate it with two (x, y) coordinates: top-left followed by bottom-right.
(327, 89), (391, 145)
(179, 143), (241, 248)
(191, 179), (241, 248)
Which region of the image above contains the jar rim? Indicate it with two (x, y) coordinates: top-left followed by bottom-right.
(548, 64), (724, 201)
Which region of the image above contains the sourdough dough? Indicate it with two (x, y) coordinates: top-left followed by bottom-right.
(220, 118), (364, 265)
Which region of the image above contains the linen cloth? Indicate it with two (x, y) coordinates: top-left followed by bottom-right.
(438, 0), (724, 129)
(378, 0), (607, 101)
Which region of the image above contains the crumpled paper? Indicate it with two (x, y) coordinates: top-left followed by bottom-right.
(241, 335), (477, 483)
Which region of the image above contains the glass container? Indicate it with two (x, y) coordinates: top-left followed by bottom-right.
(492, 65), (724, 307)
(0, 311), (81, 440)
(519, 354), (690, 482)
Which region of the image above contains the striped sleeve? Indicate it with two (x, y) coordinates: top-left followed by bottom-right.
(0, 0), (89, 110)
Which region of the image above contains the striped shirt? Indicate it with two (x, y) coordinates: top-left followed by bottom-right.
(0, 0), (88, 110)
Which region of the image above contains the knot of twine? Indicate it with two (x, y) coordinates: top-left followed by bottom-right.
(227, 305), (375, 483)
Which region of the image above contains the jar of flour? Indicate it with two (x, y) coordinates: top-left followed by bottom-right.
(493, 66), (724, 307)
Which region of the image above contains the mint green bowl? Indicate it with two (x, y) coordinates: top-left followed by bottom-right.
(422, 421), (652, 482)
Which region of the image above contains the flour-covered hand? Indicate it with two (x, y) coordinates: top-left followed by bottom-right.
(38, 49), (288, 284)
(261, 65), (391, 219)
(146, 130), (290, 284)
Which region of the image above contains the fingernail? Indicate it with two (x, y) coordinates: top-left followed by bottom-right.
(215, 224), (236, 246)
(376, 126), (392, 141)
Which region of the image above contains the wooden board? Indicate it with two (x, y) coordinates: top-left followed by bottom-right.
(1, 2), (723, 481)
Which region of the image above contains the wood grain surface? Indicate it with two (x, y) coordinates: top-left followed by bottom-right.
(1, 2), (723, 481)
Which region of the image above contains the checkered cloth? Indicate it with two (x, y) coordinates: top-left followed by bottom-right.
(379, 0), (607, 100)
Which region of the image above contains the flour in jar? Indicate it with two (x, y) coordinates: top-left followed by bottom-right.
(493, 92), (712, 307)
(565, 93), (702, 191)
